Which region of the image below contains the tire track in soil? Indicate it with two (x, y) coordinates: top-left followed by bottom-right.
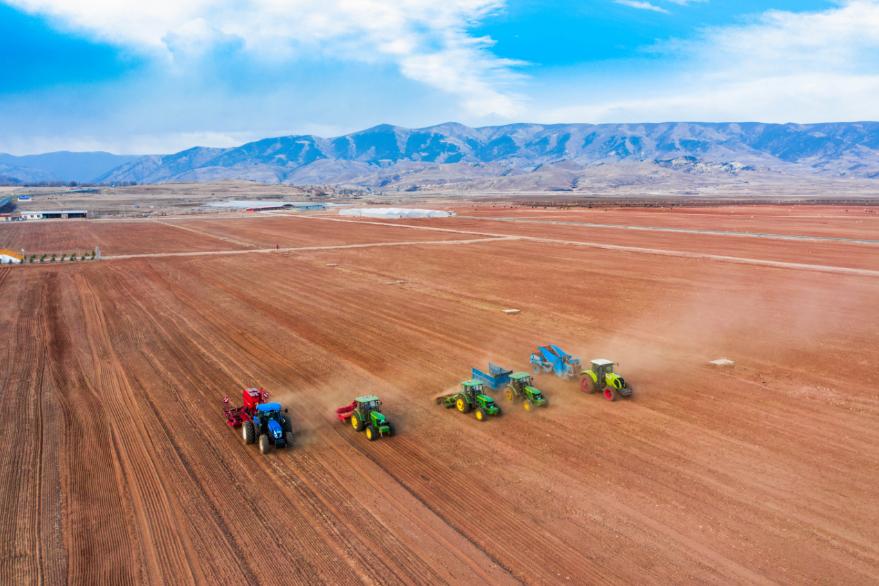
(0, 278), (45, 584)
(125, 258), (584, 580)
(169, 257), (615, 583)
(101, 262), (464, 583)
(71, 275), (205, 583)
(137, 261), (512, 583)
(99, 265), (357, 583)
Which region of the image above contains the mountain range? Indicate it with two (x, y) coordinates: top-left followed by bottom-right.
(3, 122), (879, 190)
(0, 151), (139, 185)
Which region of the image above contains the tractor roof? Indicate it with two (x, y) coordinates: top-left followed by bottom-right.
(592, 359), (613, 366)
(462, 380), (482, 387)
(511, 372), (531, 380)
(356, 394), (380, 403)
(256, 402), (282, 412)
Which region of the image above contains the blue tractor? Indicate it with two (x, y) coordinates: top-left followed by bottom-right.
(530, 344), (581, 380)
(242, 402), (294, 455)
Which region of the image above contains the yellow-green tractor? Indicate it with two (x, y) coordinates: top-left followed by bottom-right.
(580, 359), (633, 401)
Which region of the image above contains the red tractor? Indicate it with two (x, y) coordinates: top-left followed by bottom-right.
(223, 387), (269, 432)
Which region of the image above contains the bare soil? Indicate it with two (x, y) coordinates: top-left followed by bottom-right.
(1, 204), (877, 584)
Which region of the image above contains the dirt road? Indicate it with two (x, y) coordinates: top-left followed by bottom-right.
(1, 205), (877, 584)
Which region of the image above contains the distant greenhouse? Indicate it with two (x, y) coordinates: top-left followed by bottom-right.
(207, 200), (326, 212)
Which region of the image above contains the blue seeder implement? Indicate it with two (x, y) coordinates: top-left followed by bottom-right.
(471, 363), (513, 390)
(530, 344), (581, 379)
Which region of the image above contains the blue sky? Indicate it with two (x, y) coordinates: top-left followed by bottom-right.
(1, 0), (878, 154)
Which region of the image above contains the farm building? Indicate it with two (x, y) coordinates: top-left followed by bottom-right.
(0, 249), (23, 264)
(21, 210), (88, 220)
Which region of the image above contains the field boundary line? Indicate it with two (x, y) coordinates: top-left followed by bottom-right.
(460, 216), (879, 246)
(157, 220), (258, 248)
(100, 236), (516, 260)
(291, 215), (879, 278)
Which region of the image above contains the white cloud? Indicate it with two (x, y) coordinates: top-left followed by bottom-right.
(5, 0), (522, 117)
(614, 0), (669, 14)
(544, 0), (879, 123)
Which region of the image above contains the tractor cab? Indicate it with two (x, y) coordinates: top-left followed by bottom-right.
(256, 401), (282, 415)
(462, 380), (486, 398)
(590, 359), (615, 381)
(355, 395), (382, 414)
(254, 402), (288, 441)
(509, 372), (533, 392)
(355, 395), (387, 426)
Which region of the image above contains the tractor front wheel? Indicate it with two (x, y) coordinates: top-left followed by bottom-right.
(242, 421), (255, 444)
(474, 408), (486, 422)
(522, 400), (533, 412)
(603, 387), (618, 402)
(259, 434), (272, 454)
(365, 426), (376, 441)
(456, 398), (471, 413)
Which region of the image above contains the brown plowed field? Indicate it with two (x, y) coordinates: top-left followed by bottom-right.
(1, 206), (878, 584)
(460, 205), (879, 240)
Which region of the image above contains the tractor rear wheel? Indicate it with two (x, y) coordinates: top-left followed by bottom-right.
(456, 398), (471, 413)
(259, 434), (271, 454)
(505, 388), (514, 401)
(285, 432), (294, 448)
(522, 400), (533, 412)
(386, 422), (395, 437)
(474, 408), (486, 422)
(351, 414), (365, 432)
(603, 387), (617, 402)
(365, 426), (376, 441)
(242, 421), (255, 444)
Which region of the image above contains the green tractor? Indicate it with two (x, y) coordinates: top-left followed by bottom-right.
(336, 395), (394, 441)
(435, 380), (501, 422)
(580, 359), (633, 401)
(505, 372), (548, 411)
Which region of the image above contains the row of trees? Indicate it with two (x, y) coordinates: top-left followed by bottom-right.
(24, 250), (98, 263)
